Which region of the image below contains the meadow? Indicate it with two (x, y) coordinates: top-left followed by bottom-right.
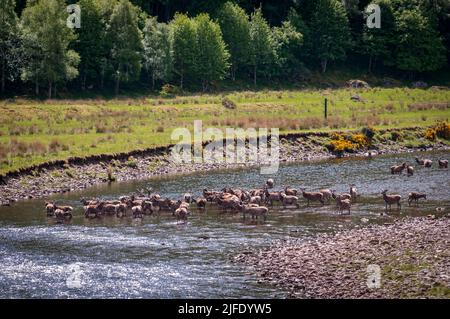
(0, 87), (449, 175)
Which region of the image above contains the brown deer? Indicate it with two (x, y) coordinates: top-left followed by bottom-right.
(300, 189), (325, 206)
(408, 192), (427, 206)
(381, 190), (401, 211)
(391, 163), (406, 174)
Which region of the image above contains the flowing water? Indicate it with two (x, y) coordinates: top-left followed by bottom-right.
(0, 150), (449, 298)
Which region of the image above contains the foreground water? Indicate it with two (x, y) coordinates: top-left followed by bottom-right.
(0, 150), (449, 298)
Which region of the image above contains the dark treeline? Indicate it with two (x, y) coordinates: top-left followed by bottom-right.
(1, 0), (449, 98)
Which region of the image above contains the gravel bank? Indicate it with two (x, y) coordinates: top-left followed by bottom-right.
(233, 216), (450, 299)
(0, 129), (448, 204)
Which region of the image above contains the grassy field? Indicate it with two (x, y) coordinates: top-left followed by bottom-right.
(0, 88), (449, 175)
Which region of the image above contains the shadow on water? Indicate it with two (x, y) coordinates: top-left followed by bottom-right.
(0, 150), (448, 298)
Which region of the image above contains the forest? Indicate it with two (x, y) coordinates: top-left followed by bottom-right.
(1, 0), (449, 98)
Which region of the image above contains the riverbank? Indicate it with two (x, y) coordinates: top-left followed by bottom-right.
(1, 88), (449, 175)
(233, 216), (450, 299)
(0, 127), (449, 205)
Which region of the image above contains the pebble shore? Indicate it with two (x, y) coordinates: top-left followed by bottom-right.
(0, 131), (448, 204)
(233, 216), (450, 299)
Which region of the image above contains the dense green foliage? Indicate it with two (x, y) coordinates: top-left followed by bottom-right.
(20, 0), (79, 98)
(0, 0), (21, 94)
(1, 0), (449, 96)
(142, 16), (173, 89)
(216, 1), (251, 80)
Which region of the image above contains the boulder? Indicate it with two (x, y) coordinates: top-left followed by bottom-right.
(411, 81), (427, 89)
(381, 77), (401, 88)
(429, 85), (447, 90)
(347, 79), (370, 89)
(351, 94), (362, 102)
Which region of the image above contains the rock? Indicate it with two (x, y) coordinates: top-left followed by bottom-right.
(351, 94), (362, 102)
(411, 81), (427, 89)
(381, 77), (401, 88)
(236, 217), (449, 299)
(347, 79), (370, 89)
(429, 85), (447, 90)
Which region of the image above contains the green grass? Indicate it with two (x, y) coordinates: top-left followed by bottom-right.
(0, 87), (449, 175)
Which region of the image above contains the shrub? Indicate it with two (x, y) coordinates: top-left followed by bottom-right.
(125, 156), (138, 168)
(361, 126), (376, 140)
(390, 131), (403, 142)
(351, 133), (370, 148)
(110, 159), (121, 167)
(107, 166), (116, 182)
(327, 139), (355, 157)
(95, 123), (108, 133)
(434, 121), (450, 140)
(65, 169), (75, 178)
(29, 141), (47, 155)
(222, 97), (237, 110)
(160, 84), (180, 98)
(425, 128), (437, 141)
(48, 139), (67, 153)
(0, 143), (8, 162)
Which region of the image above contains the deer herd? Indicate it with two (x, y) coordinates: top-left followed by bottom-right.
(44, 156), (447, 223)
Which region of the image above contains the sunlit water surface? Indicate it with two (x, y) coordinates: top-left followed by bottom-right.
(0, 150), (448, 298)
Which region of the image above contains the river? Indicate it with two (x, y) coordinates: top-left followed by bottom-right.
(0, 150), (448, 298)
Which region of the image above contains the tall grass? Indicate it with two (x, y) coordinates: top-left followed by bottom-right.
(0, 87), (449, 174)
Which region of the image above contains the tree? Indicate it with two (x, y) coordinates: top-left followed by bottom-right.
(249, 8), (276, 86)
(194, 13), (229, 91)
(216, 2), (251, 80)
(394, 7), (446, 74)
(360, 0), (396, 72)
(271, 20), (303, 78)
(0, 0), (21, 94)
(95, 0), (119, 90)
(107, 0), (143, 95)
(142, 16), (173, 89)
(171, 13), (197, 89)
(20, 0), (79, 98)
(75, 0), (107, 90)
(300, 0), (351, 73)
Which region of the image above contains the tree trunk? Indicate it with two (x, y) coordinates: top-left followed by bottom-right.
(180, 73), (183, 90)
(35, 77), (39, 95)
(1, 58), (5, 94)
(231, 65), (236, 81)
(48, 80), (52, 99)
(81, 73), (86, 91)
(321, 59), (328, 73)
(115, 77), (120, 95)
(152, 72), (155, 90)
(253, 65), (257, 87)
(100, 71), (104, 90)
(368, 55), (373, 74)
